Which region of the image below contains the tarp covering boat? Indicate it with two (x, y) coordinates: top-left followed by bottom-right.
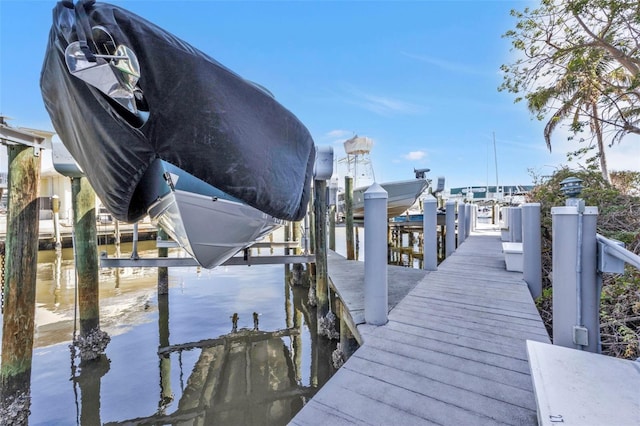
(41, 0), (315, 223)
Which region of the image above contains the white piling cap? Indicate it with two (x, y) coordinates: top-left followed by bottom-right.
(422, 194), (437, 203)
(364, 182), (388, 199)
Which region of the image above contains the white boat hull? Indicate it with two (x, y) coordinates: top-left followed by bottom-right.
(148, 189), (283, 269)
(346, 179), (429, 219)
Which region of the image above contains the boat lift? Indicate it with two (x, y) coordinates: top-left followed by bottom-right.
(51, 139), (329, 268)
(99, 222), (315, 268)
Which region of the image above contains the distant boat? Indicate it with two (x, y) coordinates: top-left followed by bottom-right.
(40, 0), (315, 268)
(334, 136), (429, 219)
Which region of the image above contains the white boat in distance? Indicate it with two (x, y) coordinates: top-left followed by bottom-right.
(335, 136), (430, 219)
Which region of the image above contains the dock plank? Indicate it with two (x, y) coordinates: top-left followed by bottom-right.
(344, 356), (536, 425)
(371, 324), (533, 378)
(292, 224), (550, 425)
(353, 341), (535, 403)
(326, 249), (428, 334)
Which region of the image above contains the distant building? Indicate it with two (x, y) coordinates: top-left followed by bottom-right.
(445, 185), (534, 204)
(0, 118), (106, 223)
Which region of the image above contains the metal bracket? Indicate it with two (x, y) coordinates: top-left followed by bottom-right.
(0, 125), (46, 148)
(573, 326), (588, 347)
(597, 239), (625, 274)
(99, 252), (315, 268)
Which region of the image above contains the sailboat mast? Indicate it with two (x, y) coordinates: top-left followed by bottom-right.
(493, 132), (499, 195)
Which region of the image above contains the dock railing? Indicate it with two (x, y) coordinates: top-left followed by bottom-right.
(596, 233), (640, 270)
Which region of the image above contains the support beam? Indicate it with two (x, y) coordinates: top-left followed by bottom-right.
(72, 177), (100, 336)
(345, 176), (355, 260)
(72, 177), (109, 361)
(0, 144), (41, 421)
(314, 179), (329, 322)
(157, 228), (169, 295)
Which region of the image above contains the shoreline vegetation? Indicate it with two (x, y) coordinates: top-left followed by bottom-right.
(527, 167), (640, 360)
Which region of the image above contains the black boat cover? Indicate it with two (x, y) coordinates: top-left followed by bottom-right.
(41, 0), (315, 222)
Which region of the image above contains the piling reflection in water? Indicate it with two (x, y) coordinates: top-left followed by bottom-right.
(1, 241), (339, 425)
(106, 324), (314, 425)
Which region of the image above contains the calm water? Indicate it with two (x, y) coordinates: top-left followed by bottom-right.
(1, 235), (339, 425)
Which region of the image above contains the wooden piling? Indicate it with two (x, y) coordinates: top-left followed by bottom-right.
(284, 222), (291, 256)
(52, 194), (61, 251)
(308, 195), (316, 277)
(329, 204), (336, 251)
(71, 177), (101, 338)
(314, 179), (329, 321)
(308, 196), (315, 255)
(354, 225), (360, 260)
(291, 220), (304, 285)
(158, 292), (173, 408)
(75, 355), (109, 424)
(157, 228), (169, 295)
(0, 144), (41, 413)
(345, 176), (355, 260)
(292, 221), (301, 255)
(293, 303), (303, 382)
(113, 219), (121, 247)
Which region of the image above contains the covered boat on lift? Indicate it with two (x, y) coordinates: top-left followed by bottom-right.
(40, 0), (315, 268)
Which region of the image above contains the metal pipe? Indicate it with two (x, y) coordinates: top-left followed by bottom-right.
(575, 203), (584, 332)
(596, 234), (640, 268)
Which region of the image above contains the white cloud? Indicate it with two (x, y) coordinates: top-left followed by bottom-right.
(604, 138), (640, 172)
(340, 85), (423, 116)
(326, 129), (352, 139)
(357, 93), (420, 115)
(403, 150), (427, 161)
(401, 51), (486, 76)
(546, 128), (640, 173)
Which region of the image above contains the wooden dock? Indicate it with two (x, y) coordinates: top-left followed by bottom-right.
(0, 215), (159, 249)
(291, 224), (550, 425)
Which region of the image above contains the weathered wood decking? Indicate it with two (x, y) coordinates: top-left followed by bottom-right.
(326, 249), (429, 343)
(291, 225), (550, 425)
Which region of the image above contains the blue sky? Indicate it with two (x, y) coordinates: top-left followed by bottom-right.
(1, 0), (638, 189)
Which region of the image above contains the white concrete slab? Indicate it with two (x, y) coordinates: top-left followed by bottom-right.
(527, 340), (640, 426)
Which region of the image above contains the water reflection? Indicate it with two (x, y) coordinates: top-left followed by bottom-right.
(100, 324), (314, 425)
(3, 240), (339, 425)
(32, 242), (164, 347)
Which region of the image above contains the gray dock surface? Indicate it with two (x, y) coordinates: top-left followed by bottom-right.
(291, 225), (550, 425)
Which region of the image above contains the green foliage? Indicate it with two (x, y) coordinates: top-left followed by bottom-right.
(600, 272), (640, 359)
(500, 0), (640, 179)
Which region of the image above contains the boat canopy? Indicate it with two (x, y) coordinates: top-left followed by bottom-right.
(41, 0), (315, 222)
(344, 135), (373, 155)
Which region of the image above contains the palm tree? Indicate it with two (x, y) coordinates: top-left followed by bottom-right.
(526, 47), (616, 183)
